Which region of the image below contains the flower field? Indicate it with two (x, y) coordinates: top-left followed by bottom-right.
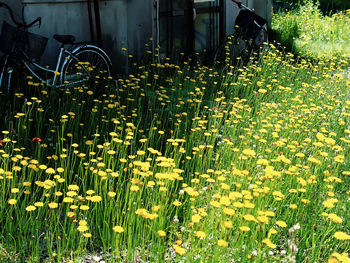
(0, 44), (349, 262)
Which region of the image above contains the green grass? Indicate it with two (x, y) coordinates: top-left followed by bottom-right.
(0, 43), (349, 262)
(273, 0), (350, 13)
(272, 0), (350, 63)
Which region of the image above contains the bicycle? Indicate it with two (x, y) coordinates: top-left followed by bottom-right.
(213, 0), (268, 66)
(0, 2), (112, 96)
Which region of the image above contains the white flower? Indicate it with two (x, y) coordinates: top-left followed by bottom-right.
(93, 255), (102, 261)
(293, 223), (300, 231)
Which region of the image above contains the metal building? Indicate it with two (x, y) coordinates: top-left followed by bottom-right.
(0, 0), (272, 73)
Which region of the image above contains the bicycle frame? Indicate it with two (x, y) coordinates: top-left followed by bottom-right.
(20, 46), (92, 88)
(0, 54), (11, 94)
(19, 48), (64, 87)
(0, 2), (111, 93)
(0, 45), (95, 92)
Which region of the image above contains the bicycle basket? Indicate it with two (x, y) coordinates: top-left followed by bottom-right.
(0, 21), (48, 62)
(234, 10), (267, 40)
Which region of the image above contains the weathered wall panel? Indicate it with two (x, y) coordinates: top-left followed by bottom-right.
(0, 0), (24, 60)
(21, 0), (136, 73)
(0, 0), (23, 30)
(1, 0), (271, 73)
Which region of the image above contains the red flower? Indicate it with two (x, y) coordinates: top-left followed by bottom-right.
(0, 139), (4, 146)
(32, 137), (42, 143)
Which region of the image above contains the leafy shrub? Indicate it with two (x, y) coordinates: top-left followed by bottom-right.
(274, 0), (350, 13)
(272, 0), (350, 62)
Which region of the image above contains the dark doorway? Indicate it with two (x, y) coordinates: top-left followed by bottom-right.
(159, 0), (223, 58)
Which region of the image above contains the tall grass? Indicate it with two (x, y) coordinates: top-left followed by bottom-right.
(0, 43), (349, 262)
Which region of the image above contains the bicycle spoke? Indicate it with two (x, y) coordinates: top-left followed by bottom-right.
(62, 48), (111, 92)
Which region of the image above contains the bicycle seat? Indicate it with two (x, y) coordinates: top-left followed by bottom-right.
(53, 34), (75, 45)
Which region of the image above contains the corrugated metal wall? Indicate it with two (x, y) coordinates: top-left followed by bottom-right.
(0, 0), (23, 30)
(1, 0), (272, 73)
(19, 0), (152, 73)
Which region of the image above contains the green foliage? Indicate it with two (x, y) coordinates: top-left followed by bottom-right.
(272, 0), (350, 62)
(274, 0), (350, 13)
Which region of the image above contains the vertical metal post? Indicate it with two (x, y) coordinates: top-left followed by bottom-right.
(219, 0), (224, 44)
(156, 0), (160, 63)
(152, 0), (156, 57)
(53, 47), (64, 85)
(169, 0), (173, 57)
(87, 0), (95, 42)
(185, 0), (194, 56)
(209, 1), (212, 51)
(93, 0), (102, 47)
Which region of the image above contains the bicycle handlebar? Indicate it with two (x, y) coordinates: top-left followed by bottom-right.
(0, 2), (41, 29)
(232, 0), (242, 8)
(232, 0), (254, 12)
(0, 2), (21, 26)
(26, 17), (42, 29)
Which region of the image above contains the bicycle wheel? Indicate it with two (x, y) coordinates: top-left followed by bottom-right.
(250, 26), (269, 58)
(253, 26), (268, 47)
(0, 58), (11, 114)
(213, 34), (248, 67)
(61, 46), (112, 93)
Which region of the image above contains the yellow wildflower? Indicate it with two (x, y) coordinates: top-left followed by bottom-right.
(113, 226), (124, 233)
(195, 231), (206, 239)
(217, 239), (228, 247)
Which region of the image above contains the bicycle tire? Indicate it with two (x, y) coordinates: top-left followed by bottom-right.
(0, 57), (11, 113)
(253, 27), (268, 47)
(250, 27), (269, 60)
(213, 33), (248, 67)
(61, 46), (112, 92)
(0, 56), (26, 98)
(0, 56), (8, 95)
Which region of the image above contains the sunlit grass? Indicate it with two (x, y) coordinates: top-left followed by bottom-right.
(0, 41), (349, 262)
(272, 0), (350, 63)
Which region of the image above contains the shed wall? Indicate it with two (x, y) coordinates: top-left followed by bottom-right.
(0, 0), (23, 31)
(21, 0), (152, 73)
(1, 0), (271, 74)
